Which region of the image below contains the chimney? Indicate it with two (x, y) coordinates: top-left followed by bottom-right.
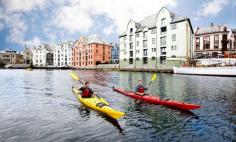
(210, 22), (214, 27)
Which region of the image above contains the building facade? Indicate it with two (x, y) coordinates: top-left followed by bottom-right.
(23, 47), (33, 64)
(194, 24), (236, 58)
(72, 35), (112, 68)
(0, 50), (24, 65)
(119, 7), (194, 69)
(111, 43), (119, 64)
(32, 44), (55, 67)
(54, 41), (74, 67)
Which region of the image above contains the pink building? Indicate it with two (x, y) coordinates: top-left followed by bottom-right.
(72, 35), (112, 68)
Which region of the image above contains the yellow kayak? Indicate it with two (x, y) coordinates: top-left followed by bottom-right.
(72, 86), (125, 119)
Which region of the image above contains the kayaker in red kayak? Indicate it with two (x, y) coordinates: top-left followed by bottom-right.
(79, 81), (95, 98)
(135, 80), (148, 96)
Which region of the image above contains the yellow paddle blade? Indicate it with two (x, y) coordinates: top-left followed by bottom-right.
(70, 72), (80, 80)
(151, 73), (157, 81)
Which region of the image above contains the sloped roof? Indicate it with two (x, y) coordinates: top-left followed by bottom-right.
(88, 35), (111, 45)
(195, 25), (224, 35)
(139, 13), (158, 28)
(120, 7), (189, 35)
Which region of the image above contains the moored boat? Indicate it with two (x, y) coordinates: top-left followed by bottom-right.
(173, 66), (236, 76)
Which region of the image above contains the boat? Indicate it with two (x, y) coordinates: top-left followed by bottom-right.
(72, 86), (125, 119)
(113, 87), (201, 111)
(173, 66), (236, 76)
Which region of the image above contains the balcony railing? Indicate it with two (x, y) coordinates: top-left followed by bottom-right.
(161, 52), (166, 55)
(160, 42), (166, 46)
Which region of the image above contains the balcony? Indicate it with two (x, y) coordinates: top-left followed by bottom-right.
(160, 32), (166, 36)
(161, 52), (166, 55)
(160, 42), (166, 46)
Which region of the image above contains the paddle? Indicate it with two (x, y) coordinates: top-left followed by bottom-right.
(134, 73), (157, 103)
(69, 72), (109, 105)
(147, 73), (157, 87)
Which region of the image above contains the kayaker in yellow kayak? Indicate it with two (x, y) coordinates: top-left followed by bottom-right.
(135, 80), (148, 96)
(79, 81), (95, 98)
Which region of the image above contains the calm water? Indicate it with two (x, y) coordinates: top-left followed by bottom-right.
(0, 69), (236, 142)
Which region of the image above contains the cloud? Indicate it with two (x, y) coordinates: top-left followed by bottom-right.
(53, 4), (93, 33)
(103, 25), (115, 36)
(197, 0), (229, 17)
(50, 0), (177, 34)
(0, 0), (46, 12)
(4, 13), (28, 45)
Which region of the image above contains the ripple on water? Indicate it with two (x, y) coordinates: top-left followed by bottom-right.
(0, 70), (236, 141)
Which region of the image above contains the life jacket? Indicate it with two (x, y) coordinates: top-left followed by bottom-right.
(82, 87), (92, 98)
(137, 85), (145, 93)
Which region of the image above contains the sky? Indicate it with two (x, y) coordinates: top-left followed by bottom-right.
(0, 0), (235, 51)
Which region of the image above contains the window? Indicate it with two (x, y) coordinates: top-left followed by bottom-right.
(152, 48), (156, 52)
(143, 49), (148, 56)
(196, 37), (200, 50)
(152, 38), (155, 44)
(143, 31), (147, 38)
(214, 35), (219, 49)
(143, 57), (148, 64)
(160, 37), (166, 46)
(161, 27), (166, 35)
(171, 24), (177, 29)
(136, 33), (140, 37)
(160, 56), (166, 64)
(130, 28), (133, 34)
(204, 36), (210, 49)
(172, 34), (176, 41)
(130, 43), (133, 50)
(129, 35), (133, 41)
(129, 58), (133, 64)
(137, 41), (139, 47)
(136, 50), (140, 54)
(171, 45), (177, 50)
(143, 40), (147, 48)
(130, 51), (133, 57)
(161, 18), (166, 26)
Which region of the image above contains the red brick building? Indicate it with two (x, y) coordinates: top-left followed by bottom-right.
(72, 35), (112, 68)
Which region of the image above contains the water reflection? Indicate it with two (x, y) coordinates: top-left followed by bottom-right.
(0, 69), (236, 141)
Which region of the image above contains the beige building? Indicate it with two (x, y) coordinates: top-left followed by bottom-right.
(0, 50), (24, 65)
(194, 24), (236, 58)
(23, 47), (33, 64)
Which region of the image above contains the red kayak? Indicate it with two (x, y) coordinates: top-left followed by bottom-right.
(113, 87), (201, 110)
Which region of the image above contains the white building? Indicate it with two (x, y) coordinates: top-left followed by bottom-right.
(194, 24), (236, 58)
(54, 41), (74, 67)
(119, 7), (194, 69)
(32, 44), (55, 67)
